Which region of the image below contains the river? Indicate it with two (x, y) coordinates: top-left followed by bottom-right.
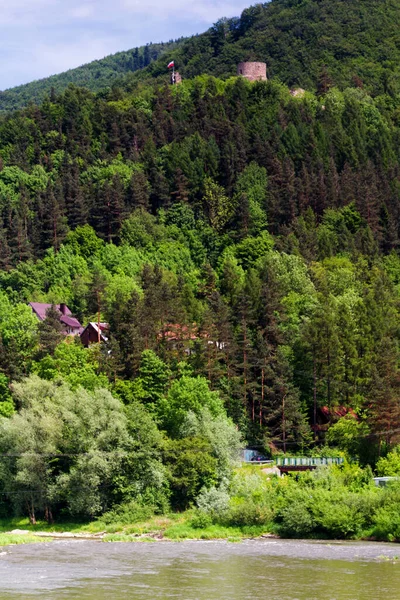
(0, 539), (400, 599)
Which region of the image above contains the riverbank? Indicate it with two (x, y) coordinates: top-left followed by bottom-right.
(0, 512), (277, 546)
(2, 462), (400, 547)
(0, 511), (396, 548)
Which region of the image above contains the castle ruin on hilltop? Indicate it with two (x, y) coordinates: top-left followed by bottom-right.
(237, 62), (267, 82)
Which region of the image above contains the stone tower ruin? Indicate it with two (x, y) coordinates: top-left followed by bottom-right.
(171, 71), (182, 85)
(237, 62), (267, 82)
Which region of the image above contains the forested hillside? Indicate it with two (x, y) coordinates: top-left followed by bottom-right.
(135, 0), (400, 96)
(4, 0), (400, 113)
(2, 0), (400, 529)
(0, 74), (399, 445)
(0, 40), (183, 112)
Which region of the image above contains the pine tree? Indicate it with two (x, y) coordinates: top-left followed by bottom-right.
(0, 226), (11, 271)
(93, 175), (126, 242)
(38, 305), (64, 357)
(63, 158), (87, 229)
(368, 338), (400, 449)
(127, 171), (150, 211)
(38, 181), (68, 251)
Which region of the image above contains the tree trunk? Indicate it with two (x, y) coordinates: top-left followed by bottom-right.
(27, 499), (36, 525)
(313, 351), (317, 442)
(260, 367), (264, 427)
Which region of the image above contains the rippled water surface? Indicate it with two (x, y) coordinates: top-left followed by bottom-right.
(1, 539), (400, 599)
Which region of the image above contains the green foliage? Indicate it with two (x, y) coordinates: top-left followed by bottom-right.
(65, 225), (104, 259)
(157, 376), (224, 437)
(0, 373), (14, 417)
(196, 485), (230, 518)
(137, 350), (170, 410)
(163, 437), (218, 510)
(32, 340), (109, 390)
(277, 494), (315, 537)
(1, 0), (400, 527)
(180, 408), (243, 479)
(234, 232), (274, 270)
(189, 464), (390, 539)
(0, 376), (167, 520)
(376, 447), (400, 476)
(0, 293), (38, 378)
(327, 416), (370, 457)
(234, 163), (268, 234)
(100, 501), (156, 525)
(37, 304), (64, 357)
(372, 482), (400, 541)
(203, 177), (235, 232)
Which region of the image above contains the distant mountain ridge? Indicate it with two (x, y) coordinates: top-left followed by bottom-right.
(0, 39), (185, 112)
(3, 0), (400, 111)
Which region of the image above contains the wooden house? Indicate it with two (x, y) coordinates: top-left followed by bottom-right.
(29, 302), (82, 336)
(80, 322), (109, 347)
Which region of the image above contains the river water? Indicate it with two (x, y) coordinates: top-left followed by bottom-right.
(0, 539), (400, 599)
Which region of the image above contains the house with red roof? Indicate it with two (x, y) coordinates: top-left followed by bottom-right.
(29, 303), (83, 336)
(80, 322), (109, 347)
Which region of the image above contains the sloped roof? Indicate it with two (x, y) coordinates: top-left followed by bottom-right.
(81, 322), (109, 342)
(29, 303), (82, 331)
(29, 302), (72, 321)
(60, 315), (82, 329)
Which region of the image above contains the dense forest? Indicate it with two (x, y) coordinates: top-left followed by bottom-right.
(1, 0), (400, 532)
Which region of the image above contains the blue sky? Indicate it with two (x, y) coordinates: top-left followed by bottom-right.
(0, 0), (253, 90)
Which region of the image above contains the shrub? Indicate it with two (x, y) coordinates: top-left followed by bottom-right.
(100, 501), (155, 525)
(317, 500), (365, 538)
(223, 499), (273, 527)
(278, 499), (315, 537)
(376, 446), (400, 476)
(191, 512), (213, 529)
(196, 485), (230, 517)
(163, 437), (218, 510)
(372, 507), (400, 542)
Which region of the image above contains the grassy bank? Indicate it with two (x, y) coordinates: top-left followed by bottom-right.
(0, 532), (49, 546)
(0, 511), (274, 546)
(2, 463), (400, 546)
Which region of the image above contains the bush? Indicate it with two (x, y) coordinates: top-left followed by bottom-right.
(371, 481), (400, 541)
(191, 512), (213, 529)
(100, 501), (156, 525)
(372, 507), (400, 542)
(222, 500), (273, 527)
(163, 437), (218, 510)
(196, 486), (230, 517)
(317, 500), (365, 538)
(376, 446), (400, 476)
(278, 499), (315, 537)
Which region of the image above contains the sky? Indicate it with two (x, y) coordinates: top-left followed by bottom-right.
(0, 0), (253, 90)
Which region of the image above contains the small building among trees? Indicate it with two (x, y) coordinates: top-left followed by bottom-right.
(29, 303), (82, 336)
(80, 322), (109, 347)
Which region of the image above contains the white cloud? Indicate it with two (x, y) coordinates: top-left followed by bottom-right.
(69, 5), (96, 20)
(0, 0), (252, 89)
(0, 0), (57, 26)
(121, 0), (251, 21)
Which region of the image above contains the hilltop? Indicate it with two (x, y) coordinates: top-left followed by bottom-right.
(0, 39), (184, 112)
(147, 0), (400, 94)
(3, 0), (400, 111)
